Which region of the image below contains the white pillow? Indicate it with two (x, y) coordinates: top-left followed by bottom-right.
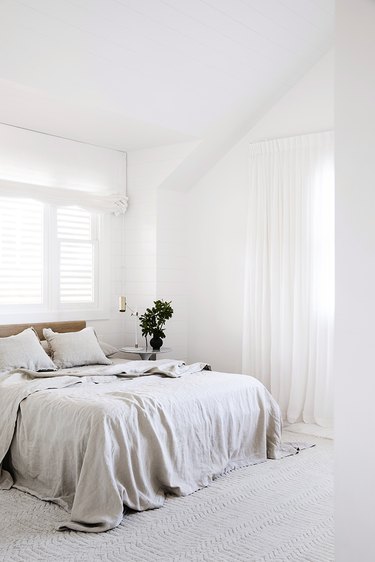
(0, 328), (56, 372)
(41, 339), (118, 358)
(43, 327), (112, 369)
(98, 341), (119, 357)
(41, 340), (51, 355)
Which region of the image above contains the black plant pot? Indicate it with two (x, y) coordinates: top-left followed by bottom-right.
(150, 335), (163, 351)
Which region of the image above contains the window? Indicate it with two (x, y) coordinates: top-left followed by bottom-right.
(57, 207), (95, 304)
(0, 197), (108, 318)
(0, 198), (44, 304)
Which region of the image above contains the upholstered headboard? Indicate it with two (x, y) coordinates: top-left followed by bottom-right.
(0, 321), (86, 340)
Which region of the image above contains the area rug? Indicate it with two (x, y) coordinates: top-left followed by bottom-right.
(0, 431), (333, 562)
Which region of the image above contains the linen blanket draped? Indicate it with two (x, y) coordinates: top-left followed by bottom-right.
(0, 361), (287, 532)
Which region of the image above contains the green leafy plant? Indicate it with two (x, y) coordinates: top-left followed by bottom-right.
(139, 300), (173, 347)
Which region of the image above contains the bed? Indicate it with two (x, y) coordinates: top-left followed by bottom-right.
(0, 321), (290, 533)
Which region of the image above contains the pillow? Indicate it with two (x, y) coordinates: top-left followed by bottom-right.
(98, 341), (119, 357)
(0, 328), (56, 372)
(43, 327), (112, 369)
(41, 338), (118, 358)
(41, 340), (51, 355)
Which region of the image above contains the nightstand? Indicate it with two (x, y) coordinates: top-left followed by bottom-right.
(119, 346), (172, 361)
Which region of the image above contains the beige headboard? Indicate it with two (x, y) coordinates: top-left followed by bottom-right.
(0, 321), (86, 340)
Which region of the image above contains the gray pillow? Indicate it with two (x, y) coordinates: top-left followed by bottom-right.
(0, 328), (56, 372)
(43, 327), (112, 369)
(98, 341), (119, 357)
(41, 339), (118, 358)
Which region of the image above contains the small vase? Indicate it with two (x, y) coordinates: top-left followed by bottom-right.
(150, 335), (163, 351)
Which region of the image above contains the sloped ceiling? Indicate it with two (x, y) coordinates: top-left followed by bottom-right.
(0, 0), (334, 151)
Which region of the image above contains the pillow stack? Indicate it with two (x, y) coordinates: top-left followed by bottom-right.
(0, 326), (116, 372)
(43, 327), (112, 369)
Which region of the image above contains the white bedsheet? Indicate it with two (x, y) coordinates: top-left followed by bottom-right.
(0, 361), (286, 532)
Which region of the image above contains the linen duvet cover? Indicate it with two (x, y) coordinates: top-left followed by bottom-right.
(0, 359), (287, 532)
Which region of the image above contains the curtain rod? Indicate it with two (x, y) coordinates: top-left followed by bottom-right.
(0, 120), (127, 156)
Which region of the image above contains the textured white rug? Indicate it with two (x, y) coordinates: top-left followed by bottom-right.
(0, 431), (333, 562)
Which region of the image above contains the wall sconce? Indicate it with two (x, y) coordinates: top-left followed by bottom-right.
(119, 296), (139, 348)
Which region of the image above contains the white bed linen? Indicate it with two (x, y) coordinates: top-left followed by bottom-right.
(0, 361), (285, 532)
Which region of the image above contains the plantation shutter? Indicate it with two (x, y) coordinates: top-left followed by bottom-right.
(0, 197), (44, 304)
(57, 207), (95, 304)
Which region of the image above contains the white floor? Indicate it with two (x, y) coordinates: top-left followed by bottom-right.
(284, 422), (334, 439)
(0, 430), (333, 562)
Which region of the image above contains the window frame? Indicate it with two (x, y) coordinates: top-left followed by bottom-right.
(0, 199), (110, 323)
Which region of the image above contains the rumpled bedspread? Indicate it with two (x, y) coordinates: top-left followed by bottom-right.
(0, 361), (294, 532)
(15, 358), (212, 378)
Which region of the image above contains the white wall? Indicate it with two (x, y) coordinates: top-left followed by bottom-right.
(0, 125), (129, 343)
(88, 214), (126, 347)
(117, 142), (195, 358)
(186, 51), (333, 372)
(157, 188), (188, 361)
(335, 1), (375, 560)
(0, 128), (194, 351)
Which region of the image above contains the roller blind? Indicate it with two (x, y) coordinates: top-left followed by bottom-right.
(0, 197), (44, 304)
(0, 123), (127, 196)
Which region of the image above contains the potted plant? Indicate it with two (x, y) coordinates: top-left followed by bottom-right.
(138, 300), (174, 351)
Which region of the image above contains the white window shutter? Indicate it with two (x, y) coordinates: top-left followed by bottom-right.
(0, 197), (44, 304)
(57, 207), (95, 304)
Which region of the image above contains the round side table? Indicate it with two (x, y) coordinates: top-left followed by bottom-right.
(119, 347), (172, 361)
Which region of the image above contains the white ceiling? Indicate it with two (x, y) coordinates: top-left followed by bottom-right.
(0, 0), (334, 151)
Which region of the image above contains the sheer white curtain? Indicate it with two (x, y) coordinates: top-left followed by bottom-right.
(242, 132), (334, 427)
